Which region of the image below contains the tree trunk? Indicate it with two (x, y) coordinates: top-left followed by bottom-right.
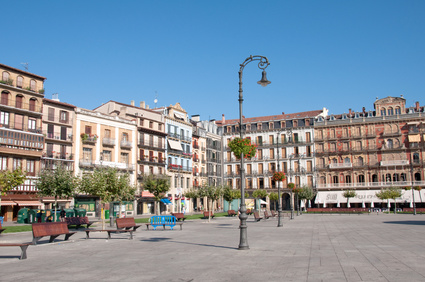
(102, 203), (106, 230)
(54, 196), (58, 222)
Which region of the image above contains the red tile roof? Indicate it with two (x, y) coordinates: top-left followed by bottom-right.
(219, 110), (323, 126)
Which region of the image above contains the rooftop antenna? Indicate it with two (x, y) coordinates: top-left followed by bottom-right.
(154, 91), (158, 108)
(21, 63), (29, 71)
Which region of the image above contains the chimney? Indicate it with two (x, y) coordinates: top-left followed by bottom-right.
(140, 101), (145, 108)
(349, 108), (352, 116)
(282, 112), (285, 115)
(131, 100), (135, 106)
(52, 93), (59, 101)
(191, 115), (200, 122)
(362, 107), (366, 113)
(416, 101), (420, 111)
(222, 114), (225, 123)
(146, 105), (150, 109)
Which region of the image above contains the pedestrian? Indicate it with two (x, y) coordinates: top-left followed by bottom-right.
(60, 209), (66, 222)
(45, 215), (52, 222)
(36, 210), (42, 223)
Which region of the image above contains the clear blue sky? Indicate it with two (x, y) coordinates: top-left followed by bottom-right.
(2, 1), (424, 120)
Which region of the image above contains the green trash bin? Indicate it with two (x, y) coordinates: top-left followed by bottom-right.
(104, 209), (109, 219)
(17, 208), (29, 224)
(74, 208), (86, 217)
(29, 209), (44, 223)
(64, 209), (75, 218)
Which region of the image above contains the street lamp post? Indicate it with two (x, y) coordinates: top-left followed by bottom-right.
(276, 132), (283, 227)
(410, 155), (416, 215)
(238, 55), (271, 250)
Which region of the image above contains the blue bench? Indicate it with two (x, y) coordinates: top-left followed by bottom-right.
(145, 215), (183, 230)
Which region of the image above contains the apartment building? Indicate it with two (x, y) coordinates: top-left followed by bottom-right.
(73, 107), (137, 217)
(95, 100), (166, 215)
(219, 109), (324, 210)
(155, 103), (193, 212)
(0, 64), (46, 221)
(314, 96), (425, 208)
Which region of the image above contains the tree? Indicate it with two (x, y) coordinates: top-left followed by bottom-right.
(252, 189), (268, 213)
(297, 186), (315, 211)
(142, 174), (170, 215)
(223, 186), (237, 211)
(269, 192), (278, 211)
(376, 187), (403, 214)
(184, 189), (199, 212)
(343, 190), (357, 207)
(36, 165), (79, 222)
(198, 185), (223, 221)
(0, 167), (26, 210)
(79, 167), (136, 228)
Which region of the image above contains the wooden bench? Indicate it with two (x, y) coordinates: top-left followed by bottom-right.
(116, 217), (141, 231)
(145, 215), (183, 230)
(253, 211), (262, 222)
(202, 211), (215, 219)
(227, 210), (237, 216)
(246, 209), (253, 215)
(264, 211), (271, 219)
(32, 222), (76, 245)
(0, 222), (5, 234)
(171, 213), (187, 221)
(85, 229), (134, 240)
(65, 217), (97, 229)
(271, 210), (277, 217)
(0, 243), (32, 260)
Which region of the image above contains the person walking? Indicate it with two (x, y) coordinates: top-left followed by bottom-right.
(60, 209), (66, 222)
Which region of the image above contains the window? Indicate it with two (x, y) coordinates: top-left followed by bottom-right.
(14, 114), (23, 130)
(26, 160), (35, 175)
(28, 119), (36, 130)
(13, 158), (22, 170)
(395, 107), (401, 115)
(158, 123), (162, 131)
(1, 91), (9, 105)
(380, 108), (386, 116)
(48, 108), (55, 121)
(85, 126), (92, 134)
(29, 98), (36, 111)
(121, 153), (129, 164)
(149, 121), (153, 129)
(17, 76), (23, 88)
(0, 111), (9, 126)
(15, 95), (23, 108)
(104, 129), (111, 138)
(0, 156), (7, 170)
(102, 150), (112, 162)
(61, 126), (67, 140)
(30, 80), (36, 91)
(387, 107), (394, 116)
(2, 71), (9, 82)
(83, 148), (92, 160)
(122, 132), (128, 141)
(60, 111), (68, 123)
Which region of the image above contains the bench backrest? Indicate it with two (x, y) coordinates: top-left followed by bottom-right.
(264, 211), (270, 217)
(228, 210), (236, 215)
(116, 217), (136, 229)
(65, 216), (89, 225)
(171, 213), (184, 218)
(203, 211), (214, 217)
(151, 215), (176, 225)
(253, 211), (261, 218)
(32, 222), (70, 237)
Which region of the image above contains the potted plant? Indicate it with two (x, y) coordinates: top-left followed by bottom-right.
(228, 138), (257, 159)
(81, 133), (88, 141)
(272, 171), (286, 182)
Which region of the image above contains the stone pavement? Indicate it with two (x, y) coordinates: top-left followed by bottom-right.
(0, 213), (425, 282)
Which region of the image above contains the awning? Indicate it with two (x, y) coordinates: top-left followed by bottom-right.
(174, 113), (185, 120)
(15, 201), (43, 207)
(260, 199), (268, 205)
(160, 198), (173, 205)
(168, 139), (183, 151)
(141, 191), (154, 198)
(408, 135), (421, 143)
(314, 190), (422, 204)
(1, 201), (16, 206)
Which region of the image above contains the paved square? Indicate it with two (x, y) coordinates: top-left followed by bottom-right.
(1, 214), (425, 281)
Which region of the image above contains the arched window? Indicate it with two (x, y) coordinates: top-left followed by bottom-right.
(358, 156), (364, 166)
(2, 71), (9, 82)
(387, 139), (393, 149)
(332, 175), (338, 184)
(372, 174), (378, 182)
(358, 175), (365, 183)
(414, 173), (421, 181)
(345, 175), (351, 183)
(1, 91), (9, 105)
(393, 174), (399, 182)
(381, 108), (386, 116)
(344, 157), (350, 163)
(15, 95), (23, 108)
(30, 80), (36, 91)
(386, 174), (391, 182)
(17, 76), (23, 88)
(395, 107), (401, 115)
(401, 173), (407, 181)
(29, 98), (36, 111)
(413, 153), (420, 163)
(387, 107), (394, 116)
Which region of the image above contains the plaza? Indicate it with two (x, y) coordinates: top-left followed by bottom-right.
(1, 213), (425, 281)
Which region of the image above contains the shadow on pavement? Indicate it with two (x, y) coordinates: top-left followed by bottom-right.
(169, 240), (237, 250)
(141, 237), (171, 242)
(383, 221), (425, 226)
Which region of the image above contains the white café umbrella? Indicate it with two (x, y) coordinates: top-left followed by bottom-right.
(362, 200), (365, 208)
(323, 200), (326, 208)
(387, 200), (391, 208)
(410, 201), (413, 208)
(336, 200), (340, 208)
(371, 201), (374, 208)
